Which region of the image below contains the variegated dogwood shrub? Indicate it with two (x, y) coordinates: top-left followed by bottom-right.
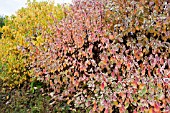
(29, 0), (170, 112)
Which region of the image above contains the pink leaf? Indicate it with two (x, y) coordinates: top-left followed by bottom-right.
(104, 108), (108, 113)
(118, 75), (122, 82)
(111, 72), (115, 78)
(100, 82), (105, 91)
(154, 103), (160, 112)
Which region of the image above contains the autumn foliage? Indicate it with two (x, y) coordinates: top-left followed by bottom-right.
(0, 0), (170, 112)
(27, 0), (170, 112)
(0, 1), (65, 88)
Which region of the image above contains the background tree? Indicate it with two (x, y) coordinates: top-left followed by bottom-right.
(0, 15), (5, 38)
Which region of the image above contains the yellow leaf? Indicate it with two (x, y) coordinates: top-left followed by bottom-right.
(135, 26), (139, 31)
(67, 100), (72, 105)
(99, 105), (104, 111)
(149, 108), (153, 113)
(113, 101), (118, 106)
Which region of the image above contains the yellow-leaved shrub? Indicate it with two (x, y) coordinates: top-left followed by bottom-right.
(0, 0), (66, 88)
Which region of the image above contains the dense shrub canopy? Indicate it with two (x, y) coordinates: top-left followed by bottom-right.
(2, 1), (65, 39)
(0, 1), (65, 88)
(0, 0), (169, 112)
(28, 0), (170, 112)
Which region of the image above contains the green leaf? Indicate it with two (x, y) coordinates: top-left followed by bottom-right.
(118, 83), (122, 89)
(125, 102), (129, 109)
(142, 86), (147, 94)
(139, 86), (147, 97)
